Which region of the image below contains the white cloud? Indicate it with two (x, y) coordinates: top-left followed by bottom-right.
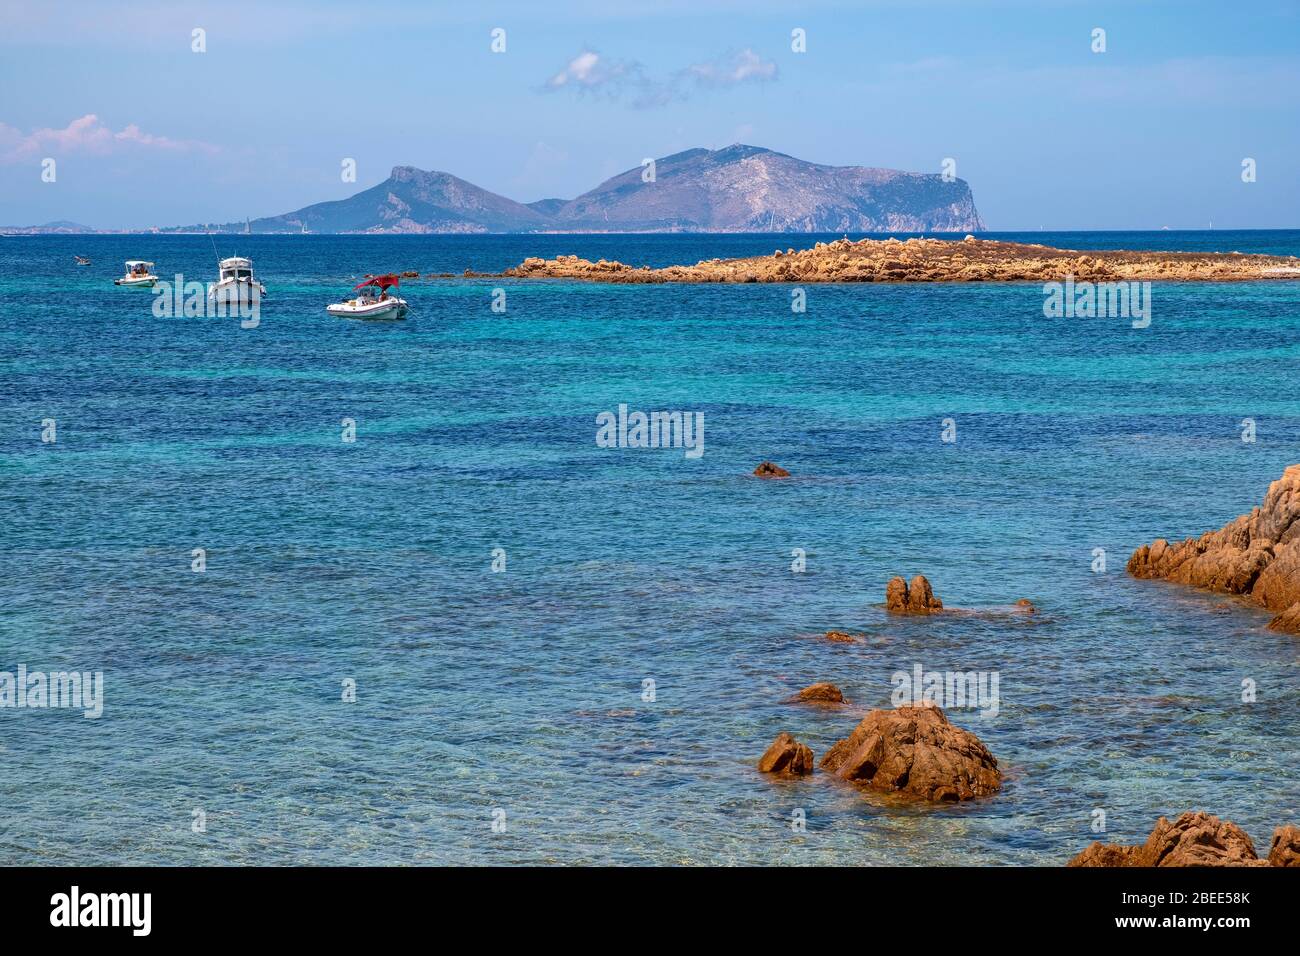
(543, 47), (778, 108)
(0, 114), (218, 164)
(684, 49), (778, 88)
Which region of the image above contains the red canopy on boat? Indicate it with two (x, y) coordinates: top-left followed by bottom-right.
(352, 274), (400, 293)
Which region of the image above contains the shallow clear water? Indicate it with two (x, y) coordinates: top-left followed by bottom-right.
(0, 231), (1297, 865)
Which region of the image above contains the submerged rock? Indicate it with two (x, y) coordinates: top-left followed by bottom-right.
(1068, 812), (1265, 867)
(757, 732), (814, 776)
(819, 704), (1000, 801)
(885, 574), (944, 614)
(787, 682), (846, 704)
(753, 461), (791, 479)
(823, 630), (863, 643)
(1128, 465), (1300, 625)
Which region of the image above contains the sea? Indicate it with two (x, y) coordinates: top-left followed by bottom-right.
(0, 230), (1297, 865)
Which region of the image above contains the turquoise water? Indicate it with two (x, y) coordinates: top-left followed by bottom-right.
(0, 231), (1297, 865)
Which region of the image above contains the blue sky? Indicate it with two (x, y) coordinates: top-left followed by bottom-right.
(2, 0), (1297, 229)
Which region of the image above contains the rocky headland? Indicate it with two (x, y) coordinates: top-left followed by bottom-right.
(1128, 464), (1300, 634)
(500, 236), (1300, 284)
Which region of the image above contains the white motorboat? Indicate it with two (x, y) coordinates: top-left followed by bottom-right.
(207, 256), (266, 305)
(326, 274), (408, 320)
(114, 260), (157, 287)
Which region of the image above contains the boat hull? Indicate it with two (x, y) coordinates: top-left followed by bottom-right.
(207, 279), (266, 303)
(114, 276), (157, 287)
(326, 299), (408, 321)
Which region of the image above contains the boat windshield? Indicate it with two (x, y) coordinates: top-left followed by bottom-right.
(222, 268), (253, 280)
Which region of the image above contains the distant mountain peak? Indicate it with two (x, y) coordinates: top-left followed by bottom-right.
(163, 145), (984, 234)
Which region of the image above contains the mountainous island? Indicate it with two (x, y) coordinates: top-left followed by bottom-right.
(11, 145), (980, 235)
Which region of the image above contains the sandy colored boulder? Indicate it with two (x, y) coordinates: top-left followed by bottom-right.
(819, 704), (999, 801)
(885, 574), (944, 614)
(753, 461), (790, 479)
(1014, 598), (1037, 614)
(757, 732), (814, 775)
(1268, 824), (1300, 867)
(1128, 465), (1300, 624)
(1068, 812), (1264, 867)
(787, 682), (846, 704)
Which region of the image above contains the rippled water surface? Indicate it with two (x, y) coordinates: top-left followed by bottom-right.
(1, 231), (1297, 864)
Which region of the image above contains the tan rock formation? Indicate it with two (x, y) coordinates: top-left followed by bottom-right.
(753, 461), (790, 478)
(1128, 465), (1300, 631)
(1268, 824), (1300, 867)
(1068, 812), (1266, 867)
(757, 732), (814, 776)
(885, 574), (944, 614)
(819, 704), (1000, 801)
(787, 682), (846, 704)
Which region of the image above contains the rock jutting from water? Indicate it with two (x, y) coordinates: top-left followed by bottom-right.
(1127, 464), (1300, 634)
(819, 704), (1000, 802)
(1068, 811), (1299, 867)
(757, 732), (815, 775)
(498, 237), (1300, 284)
(753, 461), (790, 478)
(786, 682), (847, 705)
(885, 574), (944, 614)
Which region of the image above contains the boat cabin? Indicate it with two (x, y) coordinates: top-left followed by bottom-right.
(218, 257), (255, 282)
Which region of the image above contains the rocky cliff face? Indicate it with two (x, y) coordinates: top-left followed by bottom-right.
(179, 145), (985, 234)
(548, 145), (984, 233)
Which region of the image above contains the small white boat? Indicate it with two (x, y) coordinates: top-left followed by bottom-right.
(75, 255), (91, 266)
(207, 256), (267, 305)
(114, 260), (157, 287)
(327, 274), (408, 320)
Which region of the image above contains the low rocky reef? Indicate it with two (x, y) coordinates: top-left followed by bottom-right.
(758, 704), (1001, 803)
(1128, 464), (1300, 634)
(1070, 812), (1299, 868)
(498, 236), (1300, 284)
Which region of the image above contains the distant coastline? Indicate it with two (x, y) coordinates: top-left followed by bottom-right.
(6, 144), (984, 237)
